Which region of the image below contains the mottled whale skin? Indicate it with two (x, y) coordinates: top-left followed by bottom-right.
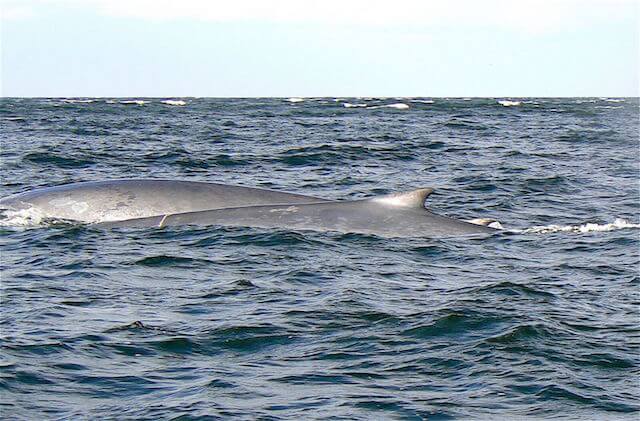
(101, 188), (497, 238)
(0, 179), (325, 223)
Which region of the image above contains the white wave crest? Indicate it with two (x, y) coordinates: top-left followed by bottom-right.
(120, 100), (146, 105)
(161, 99), (186, 106)
(519, 218), (640, 234)
(368, 103), (410, 110)
(343, 103), (368, 108)
(498, 100), (521, 107)
(287, 97), (304, 103)
(61, 99), (95, 104)
(385, 103), (410, 109)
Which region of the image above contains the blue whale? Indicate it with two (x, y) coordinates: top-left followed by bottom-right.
(0, 180), (498, 238)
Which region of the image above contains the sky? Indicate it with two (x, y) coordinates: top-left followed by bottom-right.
(1, 0), (638, 97)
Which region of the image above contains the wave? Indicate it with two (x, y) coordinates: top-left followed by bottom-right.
(287, 97), (304, 103)
(369, 103), (410, 110)
(341, 102), (410, 110)
(61, 99), (95, 104)
(498, 100), (521, 107)
(518, 218), (639, 234)
(0, 208), (49, 227)
(161, 99), (186, 106)
(120, 100), (146, 105)
(343, 103), (368, 108)
(467, 218), (639, 235)
(384, 103), (410, 110)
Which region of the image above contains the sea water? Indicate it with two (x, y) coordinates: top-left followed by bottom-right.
(1, 97), (638, 419)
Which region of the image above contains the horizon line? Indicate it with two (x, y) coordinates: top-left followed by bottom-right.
(2, 95), (638, 99)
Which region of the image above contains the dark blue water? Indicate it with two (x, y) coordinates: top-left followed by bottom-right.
(1, 97), (639, 419)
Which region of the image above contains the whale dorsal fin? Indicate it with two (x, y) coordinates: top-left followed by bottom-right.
(370, 188), (434, 209)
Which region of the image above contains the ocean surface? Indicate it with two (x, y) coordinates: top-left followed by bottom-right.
(0, 97), (638, 420)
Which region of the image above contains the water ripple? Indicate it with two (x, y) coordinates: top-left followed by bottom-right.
(1, 98), (638, 419)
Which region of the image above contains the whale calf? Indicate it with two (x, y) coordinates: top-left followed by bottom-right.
(0, 180), (498, 237)
(0, 179), (324, 223)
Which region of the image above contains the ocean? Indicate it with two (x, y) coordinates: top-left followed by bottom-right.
(0, 97), (638, 419)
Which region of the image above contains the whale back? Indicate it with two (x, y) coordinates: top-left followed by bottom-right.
(102, 187), (496, 237)
(0, 179), (324, 223)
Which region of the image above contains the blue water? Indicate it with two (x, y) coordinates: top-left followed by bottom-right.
(1, 97), (639, 419)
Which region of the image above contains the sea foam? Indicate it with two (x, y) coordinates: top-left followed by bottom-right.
(518, 218), (640, 234)
(0, 208), (47, 228)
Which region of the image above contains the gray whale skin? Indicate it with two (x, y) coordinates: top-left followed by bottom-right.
(0, 179), (497, 238)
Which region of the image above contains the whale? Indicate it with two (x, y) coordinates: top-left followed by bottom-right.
(100, 187), (497, 237)
(0, 179), (325, 223)
(0, 180), (498, 237)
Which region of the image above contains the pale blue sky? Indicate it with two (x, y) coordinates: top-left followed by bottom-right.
(1, 0), (638, 97)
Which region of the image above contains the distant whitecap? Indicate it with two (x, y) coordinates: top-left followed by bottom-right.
(162, 100), (187, 106)
(368, 103), (410, 110)
(120, 100), (146, 105)
(498, 100), (521, 107)
(61, 99), (95, 104)
(287, 97), (304, 103)
(386, 103), (409, 109)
